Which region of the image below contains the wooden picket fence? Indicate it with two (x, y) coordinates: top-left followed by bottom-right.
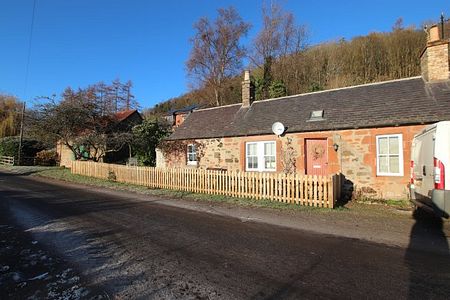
(71, 161), (340, 208)
(0, 155), (14, 166)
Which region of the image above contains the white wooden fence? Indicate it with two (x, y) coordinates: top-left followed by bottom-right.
(0, 156), (14, 166)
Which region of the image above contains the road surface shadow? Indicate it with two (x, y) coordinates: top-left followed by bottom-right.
(405, 208), (450, 299)
(0, 168), (55, 177)
(1, 187), (141, 221)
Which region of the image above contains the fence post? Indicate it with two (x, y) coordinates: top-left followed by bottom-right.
(329, 175), (334, 208)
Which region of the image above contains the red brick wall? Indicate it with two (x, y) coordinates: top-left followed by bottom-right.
(175, 114), (186, 127)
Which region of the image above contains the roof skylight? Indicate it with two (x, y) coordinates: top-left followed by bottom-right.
(308, 110), (325, 121)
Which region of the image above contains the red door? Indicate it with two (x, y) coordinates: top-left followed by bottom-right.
(305, 139), (328, 175)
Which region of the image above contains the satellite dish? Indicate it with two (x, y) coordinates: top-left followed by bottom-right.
(272, 122), (285, 136)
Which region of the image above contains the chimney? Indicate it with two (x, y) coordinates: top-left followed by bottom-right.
(241, 70), (254, 107)
(420, 22), (450, 82)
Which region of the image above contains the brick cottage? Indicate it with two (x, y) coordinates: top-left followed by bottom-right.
(157, 24), (450, 200)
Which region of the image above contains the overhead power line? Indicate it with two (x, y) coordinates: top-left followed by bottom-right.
(19, 0), (36, 165)
(24, 0), (37, 98)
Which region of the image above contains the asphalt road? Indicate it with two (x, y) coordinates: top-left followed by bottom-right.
(1, 171), (449, 299)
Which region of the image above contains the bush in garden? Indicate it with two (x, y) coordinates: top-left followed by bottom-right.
(108, 170), (117, 181)
(35, 149), (58, 166)
(0, 136), (45, 159)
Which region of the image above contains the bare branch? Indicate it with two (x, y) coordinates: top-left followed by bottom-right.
(186, 7), (250, 106)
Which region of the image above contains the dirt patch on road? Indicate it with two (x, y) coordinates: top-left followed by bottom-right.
(0, 212), (105, 299)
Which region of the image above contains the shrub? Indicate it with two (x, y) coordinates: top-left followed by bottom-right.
(132, 119), (169, 166)
(35, 149), (57, 166)
(108, 170), (117, 181)
(269, 80), (287, 98)
(0, 136), (45, 159)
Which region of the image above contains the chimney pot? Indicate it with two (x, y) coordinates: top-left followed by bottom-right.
(421, 22), (450, 82)
(244, 70), (250, 81)
(429, 25), (440, 42)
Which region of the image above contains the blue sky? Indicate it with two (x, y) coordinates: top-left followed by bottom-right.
(0, 1), (448, 109)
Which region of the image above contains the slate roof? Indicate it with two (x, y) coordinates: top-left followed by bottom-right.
(167, 104), (200, 115)
(167, 77), (450, 140)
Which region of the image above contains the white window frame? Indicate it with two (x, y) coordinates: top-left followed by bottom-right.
(245, 141), (276, 172)
(187, 144), (197, 166)
(376, 134), (404, 176)
(246, 142), (259, 171)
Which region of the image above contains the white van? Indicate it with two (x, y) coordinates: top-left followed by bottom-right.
(410, 121), (450, 217)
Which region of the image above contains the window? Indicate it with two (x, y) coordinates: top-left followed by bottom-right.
(376, 134), (403, 176)
(308, 110), (325, 122)
(187, 144), (197, 165)
(246, 141), (276, 172)
(246, 143), (258, 170)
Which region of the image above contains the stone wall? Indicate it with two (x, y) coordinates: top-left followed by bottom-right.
(336, 125), (424, 200)
(421, 40), (450, 81)
(155, 148), (166, 168)
(56, 142), (108, 168)
(161, 138), (241, 170)
(159, 124), (426, 199)
(56, 142), (74, 168)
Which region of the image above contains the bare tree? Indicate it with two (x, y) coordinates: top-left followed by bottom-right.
(251, 1), (308, 98)
(30, 84), (136, 162)
(84, 79), (139, 115)
(187, 7), (250, 106)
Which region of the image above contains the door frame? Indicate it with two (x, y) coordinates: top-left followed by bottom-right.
(304, 138), (328, 175)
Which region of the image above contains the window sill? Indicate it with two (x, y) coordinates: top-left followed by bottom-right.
(376, 173), (404, 177)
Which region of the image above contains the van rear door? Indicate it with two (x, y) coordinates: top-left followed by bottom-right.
(411, 126), (436, 205)
(434, 122), (450, 189)
(432, 122), (450, 216)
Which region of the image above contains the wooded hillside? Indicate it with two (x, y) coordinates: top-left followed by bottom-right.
(148, 9), (450, 116)
(150, 26), (427, 116)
